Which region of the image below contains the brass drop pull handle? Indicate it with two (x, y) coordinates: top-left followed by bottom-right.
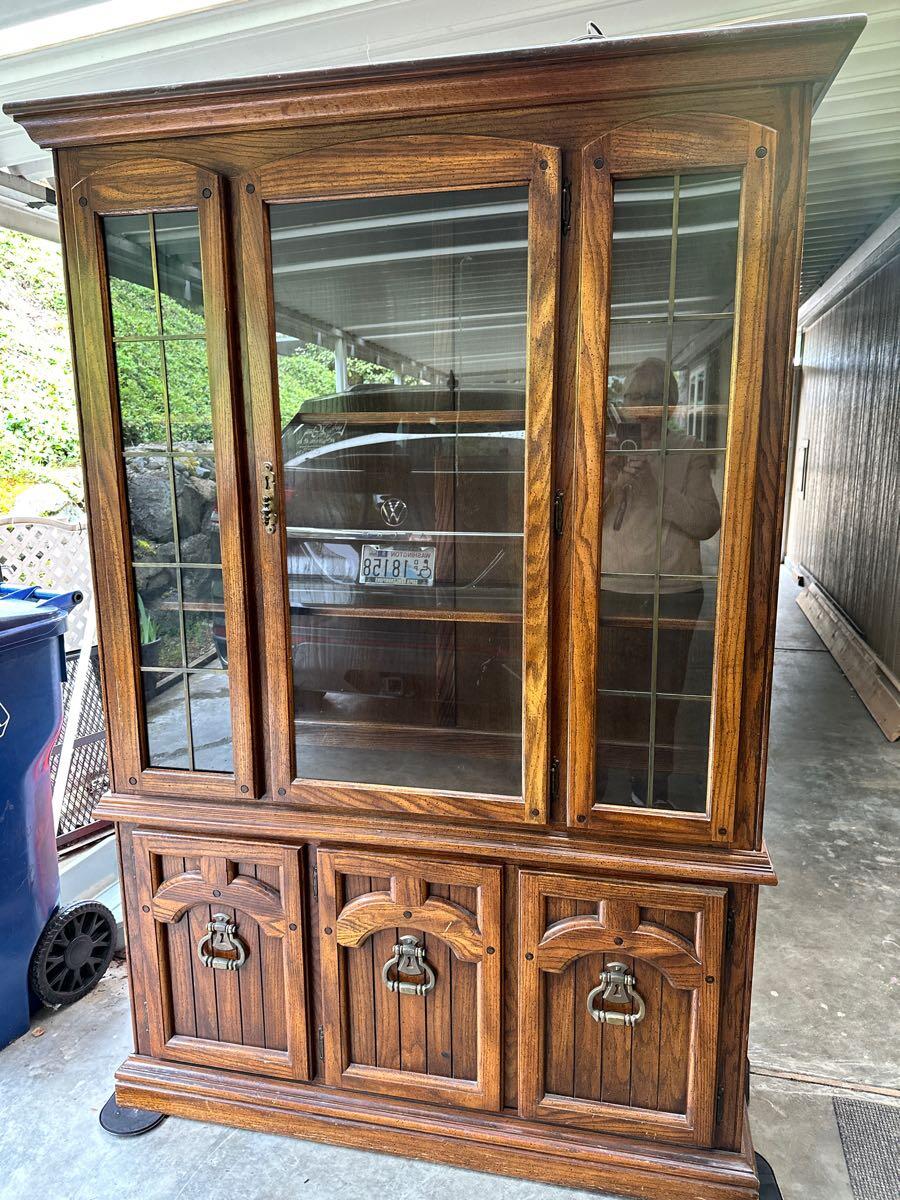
(197, 912), (247, 971)
(261, 460), (277, 534)
(586, 961), (646, 1026)
(381, 934), (436, 996)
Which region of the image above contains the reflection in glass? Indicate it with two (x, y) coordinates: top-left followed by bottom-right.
(180, 567), (226, 664)
(610, 178), (676, 316)
(173, 457), (220, 562)
(126, 456), (174, 560)
(656, 578), (717, 697)
(654, 696), (711, 811)
(269, 186), (530, 794)
(595, 692), (650, 807)
(166, 340), (212, 449)
(154, 210), (205, 334)
(187, 672), (233, 773)
(105, 213), (156, 337)
(597, 172), (739, 813)
(134, 566), (181, 668)
(145, 673), (190, 769)
(116, 342), (166, 446)
(282, 417), (524, 612)
(674, 173), (741, 314)
(103, 209), (233, 773)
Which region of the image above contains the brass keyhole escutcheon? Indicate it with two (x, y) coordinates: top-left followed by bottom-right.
(197, 912), (248, 972)
(381, 933), (436, 996)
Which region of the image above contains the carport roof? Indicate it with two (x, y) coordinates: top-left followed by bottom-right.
(0, 3), (893, 299)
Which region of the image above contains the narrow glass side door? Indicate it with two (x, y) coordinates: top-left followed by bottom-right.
(69, 163), (255, 798)
(241, 138), (558, 822)
(569, 116), (776, 842)
(104, 211), (231, 772)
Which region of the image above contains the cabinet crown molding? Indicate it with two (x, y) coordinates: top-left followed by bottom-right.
(5, 15), (864, 150)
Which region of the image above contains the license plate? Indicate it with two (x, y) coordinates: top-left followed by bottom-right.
(359, 544), (435, 587)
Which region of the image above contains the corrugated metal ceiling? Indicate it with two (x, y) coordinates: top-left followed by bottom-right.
(0, 1), (896, 295)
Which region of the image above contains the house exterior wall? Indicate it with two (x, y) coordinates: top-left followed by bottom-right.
(788, 247), (900, 676)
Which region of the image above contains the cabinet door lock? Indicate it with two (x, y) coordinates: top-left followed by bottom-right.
(260, 460), (278, 533)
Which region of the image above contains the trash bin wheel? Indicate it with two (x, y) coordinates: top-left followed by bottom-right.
(30, 900), (116, 1007)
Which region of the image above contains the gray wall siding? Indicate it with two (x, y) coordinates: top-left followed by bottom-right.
(787, 251), (900, 675)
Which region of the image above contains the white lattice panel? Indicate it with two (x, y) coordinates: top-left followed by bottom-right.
(0, 516), (94, 650)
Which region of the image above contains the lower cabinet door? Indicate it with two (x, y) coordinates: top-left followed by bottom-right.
(317, 849), (502, 1111)
(130, 830), (309, 1080)
(518, 871), (726, 1145)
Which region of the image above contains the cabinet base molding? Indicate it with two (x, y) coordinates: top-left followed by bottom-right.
(115, 1056), (760, 1200)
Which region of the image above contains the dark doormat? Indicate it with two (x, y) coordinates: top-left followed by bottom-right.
(756, 1153), (783, 1199)
(833, 1096), (900, 1200)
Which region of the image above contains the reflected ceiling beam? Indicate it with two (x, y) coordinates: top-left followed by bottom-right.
(273, 302), (445, 384)
(352, 309), (526, 333)
(273, 239), (527, 273)
(270, 199), (527, 241)
(617, 179), (740, 201)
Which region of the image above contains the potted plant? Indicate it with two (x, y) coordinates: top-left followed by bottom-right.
(137, 594), (161, 701)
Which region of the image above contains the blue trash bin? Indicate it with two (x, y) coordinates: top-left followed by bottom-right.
(0, 584), (114, 1049)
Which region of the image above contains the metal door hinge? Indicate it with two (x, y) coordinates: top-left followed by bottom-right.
(317, 1026), (325, 1060)
(312, 865), (318, 901)
(550, 757), (560, 804)
(725, 905), (736, 950)
(716, 1084), (725, 1125)
(561, 178), (572, 236)
(553, 490), (565, 537)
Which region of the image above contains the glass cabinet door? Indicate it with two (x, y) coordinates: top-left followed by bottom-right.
(241, 137), (558, 822)
(69, 162), (255, 798)
(568, 115), (776, 842)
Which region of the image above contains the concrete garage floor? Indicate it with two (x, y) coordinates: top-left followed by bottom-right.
(2, 570), (897, 1200)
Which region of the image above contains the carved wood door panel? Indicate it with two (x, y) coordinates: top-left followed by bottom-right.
(318, 850), (501, 1110)
(131, 831), (309, 1079)
(518, 871), (726, 1145)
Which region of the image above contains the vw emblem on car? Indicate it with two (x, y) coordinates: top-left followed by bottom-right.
(378, 496), (407, 527)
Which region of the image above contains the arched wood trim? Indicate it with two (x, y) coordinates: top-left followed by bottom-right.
(151, 873), (285, 938)
(335, 892), (483, 962)
(535, 914), (702, 989)
(74, 157), (214, 211)
(583, 111), (778, 174)
(250, 133), (555, 201)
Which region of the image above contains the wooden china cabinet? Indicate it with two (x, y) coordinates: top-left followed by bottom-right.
(8, 16), (863, 1198)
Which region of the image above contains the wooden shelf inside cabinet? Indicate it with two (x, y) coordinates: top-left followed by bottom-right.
(611, 404), (729, 421)
(297, 604), (522, 624)
(599, 615), (715, 632)
(296, 713), (518, 754)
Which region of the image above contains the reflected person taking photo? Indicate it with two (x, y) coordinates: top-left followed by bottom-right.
(599, 357), (722, 810)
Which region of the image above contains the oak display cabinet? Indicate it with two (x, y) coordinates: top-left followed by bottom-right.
(8, 16), (864, 1199)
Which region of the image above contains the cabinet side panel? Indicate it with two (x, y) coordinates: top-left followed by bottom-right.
(739, 83), (814, 850)
(117, 822), (151, 1055)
